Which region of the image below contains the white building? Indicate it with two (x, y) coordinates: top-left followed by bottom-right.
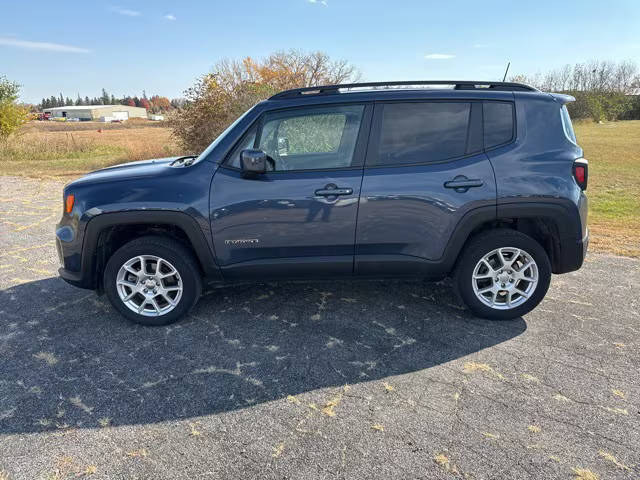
(43, 105), (148, 121)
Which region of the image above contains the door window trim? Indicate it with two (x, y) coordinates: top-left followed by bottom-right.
(364, 100), (483, 169)
(221, 102), (374, 174)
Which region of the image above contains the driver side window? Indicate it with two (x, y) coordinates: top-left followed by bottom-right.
(228, 105), (364, 171)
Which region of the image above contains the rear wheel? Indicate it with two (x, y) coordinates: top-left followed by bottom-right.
(455, 229), (551, 320)
(104, 236), (202, 326)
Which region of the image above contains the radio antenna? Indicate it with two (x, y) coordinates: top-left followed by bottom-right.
(502, 62), (511, 82)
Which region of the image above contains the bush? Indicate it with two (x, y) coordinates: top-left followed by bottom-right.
(0, 76), (30, 139)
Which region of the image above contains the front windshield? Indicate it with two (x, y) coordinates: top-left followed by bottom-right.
(194, 105), (257, 163)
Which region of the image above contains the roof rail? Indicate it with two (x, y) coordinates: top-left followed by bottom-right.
(269, 80), (537, 99)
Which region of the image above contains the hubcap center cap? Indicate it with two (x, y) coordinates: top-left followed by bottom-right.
(498, 272), (511, 285)
(144, 279), (157, 289)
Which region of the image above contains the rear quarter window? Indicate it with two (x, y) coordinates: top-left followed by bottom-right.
(483, 101), (514, 148)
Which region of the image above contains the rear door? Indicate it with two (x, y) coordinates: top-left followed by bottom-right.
(210, 103), (372, 280)
(355, 100), (498, 275)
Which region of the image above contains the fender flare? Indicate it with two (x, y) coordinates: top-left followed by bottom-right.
(80, 211), (220, 288)
(441, 200), (582, 273)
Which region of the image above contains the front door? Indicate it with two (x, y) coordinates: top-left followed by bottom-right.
(210, 103), (372, 280)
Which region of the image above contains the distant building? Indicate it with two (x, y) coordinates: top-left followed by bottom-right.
(43, 105), (147, 121)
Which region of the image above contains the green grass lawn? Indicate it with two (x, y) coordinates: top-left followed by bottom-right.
(574, 120), (640, 257)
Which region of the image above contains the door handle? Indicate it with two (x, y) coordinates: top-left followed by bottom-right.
(314, 185), (353, 197)
(444, 176), (484, 192)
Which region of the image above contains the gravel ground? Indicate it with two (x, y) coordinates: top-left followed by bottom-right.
(0, 176), (638, 480)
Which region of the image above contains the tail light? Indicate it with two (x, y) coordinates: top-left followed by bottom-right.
(573, 158), (588, 191)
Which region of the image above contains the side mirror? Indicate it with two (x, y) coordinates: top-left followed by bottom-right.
(240, 149), (270, 177)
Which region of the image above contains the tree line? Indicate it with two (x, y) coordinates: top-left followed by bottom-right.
(39, 89), (185, 113)
(511, 60), (640, 121)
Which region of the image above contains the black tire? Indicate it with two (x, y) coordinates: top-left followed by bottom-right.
(103, 236), (202, 326)
(454, 229), (551, 320)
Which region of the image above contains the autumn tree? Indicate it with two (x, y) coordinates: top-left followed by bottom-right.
(139, 98), (151, 110)
(150, 95), (171, 113)
(172, 50), (360, 152)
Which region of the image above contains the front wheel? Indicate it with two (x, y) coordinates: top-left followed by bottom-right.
(455, 229), (551, 320)
(103, 236), (202, 326)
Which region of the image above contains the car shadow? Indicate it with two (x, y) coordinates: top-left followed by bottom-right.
(0, 276), (526, 434)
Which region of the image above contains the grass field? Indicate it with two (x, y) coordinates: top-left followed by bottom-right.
(0, 120), (182, 177)
(0, 119), (638, 257)
(576, 120), (640, 257)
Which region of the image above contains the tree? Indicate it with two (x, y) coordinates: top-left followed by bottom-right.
(101, 88), (110, 105)
(150, 95), (171, 113)
(0, 76), (30, 139)
(139, 98), (151, 110)
(172, 50), (360, 152)
(511, 60), (640, 121)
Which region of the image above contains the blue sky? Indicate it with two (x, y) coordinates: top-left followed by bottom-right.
(2, 0), (639, 103)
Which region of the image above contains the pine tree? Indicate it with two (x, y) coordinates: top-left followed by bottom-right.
(50, 95), (58, 107)
(85, 96), (90, 105)
(59, 93), (64, 105)
(75, 94), (83, 106)
(101, 88), (109, 105)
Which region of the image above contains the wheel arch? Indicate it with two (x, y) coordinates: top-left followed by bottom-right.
(82, 211), (221, 290)
(444, 201), (583, 274)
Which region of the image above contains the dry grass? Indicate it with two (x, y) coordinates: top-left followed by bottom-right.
(574, 120), (640, 257)
(0, 120), (181, 177)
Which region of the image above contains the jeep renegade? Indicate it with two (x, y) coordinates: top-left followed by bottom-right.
(56, 81), (589, 326)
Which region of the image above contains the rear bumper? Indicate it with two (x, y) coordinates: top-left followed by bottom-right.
(555, 227), (589, 274)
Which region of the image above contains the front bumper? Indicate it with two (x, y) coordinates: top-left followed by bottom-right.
(56, 222), (94, 290)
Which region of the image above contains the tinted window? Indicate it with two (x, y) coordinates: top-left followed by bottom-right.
(483, 102), (514, 148)
(374, 102), (471, 166)
(258, 105), (364, 171)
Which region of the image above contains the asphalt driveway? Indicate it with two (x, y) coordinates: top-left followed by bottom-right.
(0, 176), (638, 479)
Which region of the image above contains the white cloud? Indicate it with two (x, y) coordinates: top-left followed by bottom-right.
(424, 54), (455, 60)
(110, 6), (141, 16)
(308, 0), (328, 5)
(0, 37), (90, 53)
(164, 14), (176, 20)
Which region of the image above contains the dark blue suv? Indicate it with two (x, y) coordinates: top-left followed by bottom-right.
(56, 81), (589, 325)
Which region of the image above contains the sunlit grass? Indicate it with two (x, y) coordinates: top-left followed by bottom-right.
(0, 121), (181, 177)
(574, 120), (640, 257)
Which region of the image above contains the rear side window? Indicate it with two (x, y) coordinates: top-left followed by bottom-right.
(483, 102), (514, 148)
(374, 102), (471, 166)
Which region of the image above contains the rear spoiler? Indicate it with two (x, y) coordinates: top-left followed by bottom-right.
(549, 93), (576, 104)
